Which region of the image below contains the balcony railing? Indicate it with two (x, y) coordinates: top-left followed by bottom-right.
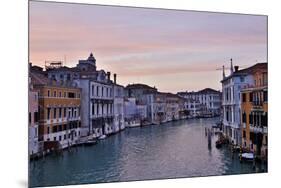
(252, 101), (263, 107)
(250, 125), (267, 133)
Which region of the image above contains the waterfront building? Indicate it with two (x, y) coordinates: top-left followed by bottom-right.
(164, 93), (186, 121)
(124, 98), (139, 127)
(46, 53), (123, 137)
(125, 83), (158, 99)
(141, 92), (167, 124)
(241, 63), (268, 158)
(89, 78), (114, 136)
(28, 76), (41, 156)
(177, 88), (222, 117)
(183, 98), (204, 118)
(124, 97), (147, 127)
(30, 71), (82, 151)
(113, 79), (125, 132)
(221, 60), (266, 145)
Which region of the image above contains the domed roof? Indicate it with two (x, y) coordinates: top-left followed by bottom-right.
(87, 52), (96, 63)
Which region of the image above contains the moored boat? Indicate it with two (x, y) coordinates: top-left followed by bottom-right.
(83, 139), (97, 146)
(98, 135), (107, 140)
(240, 153), (254, 161)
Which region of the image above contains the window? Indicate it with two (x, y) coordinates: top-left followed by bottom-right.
(59, 108), (62, 118)
(54, 136), (56, 141)
(249, 113), (253, 124)
(249, 92), (253, 102)
(92, 103), (95, 115)
(97, 86), (99, 96)
(63, 124), (66, 130)
(240, 77), (245, 82)
(263, 91), (268, 102)
(47, 90), (50, 97)
(64, 92), (66, 98)
(92, 85), (95, 96)
(263, 112), (268, 127)
(47, 108), (51, 120)
(64, 134), (66, 140)
(59, 136), (61, 141)
(29, 112), (31, 124)
(242, 93), (247, 102)
(47, 127), (50, 134)
(59, 92), (62, 97)
(102, 87), (104, 97)
(64, 108), (66, 118)
(58, 125), (62, 132)
(54, 91), (57, 97)
(68, 92), (75, 98)
(243, 130), (246, 138)
(242, 112), (246, 123)
(34, 112), (38, 123)
(54, 108), (57, 119)
(52, 126), (57, 133)
(78, 93), (80, 98)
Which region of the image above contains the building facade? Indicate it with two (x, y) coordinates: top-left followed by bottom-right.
(113, 83), (125, 132)
(177, 88), (221, 117)
(31, 75), (82, 151)
(221, 60), (267, 145)
(46, 53), (125, 138)
(241, 63), (268, 158)
(28, 79), (40, 156)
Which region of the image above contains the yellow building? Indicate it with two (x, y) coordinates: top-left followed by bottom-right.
(30, 71), (82, 151)
(241, 63), (267, 159)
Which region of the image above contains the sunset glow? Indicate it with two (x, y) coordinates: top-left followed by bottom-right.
(29, 1), (267, 92)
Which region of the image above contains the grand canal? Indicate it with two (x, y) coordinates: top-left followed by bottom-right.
(29, 118), (267, 187)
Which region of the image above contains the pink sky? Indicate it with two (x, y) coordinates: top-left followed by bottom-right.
(29, 1), (267, 92)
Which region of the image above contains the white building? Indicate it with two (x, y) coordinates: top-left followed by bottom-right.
(48, 53), (124, 138)
(90, 78), (114, 137)
(184, 98), (203, 118)
(141, 92), (167, 124)
(178, 88), (221, 117)
(113, 77), (125, 132)
(221, 59), (254, 145)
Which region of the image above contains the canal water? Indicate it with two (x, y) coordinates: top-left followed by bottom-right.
(29, 118), (267, 187)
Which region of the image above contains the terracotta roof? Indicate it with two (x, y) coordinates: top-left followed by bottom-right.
(197, 88), (221, 94)
(177, 88), (221, 95)
(126, 83), (157, 90)
(221, 63), (268, 82)
(29, 71), (49, 86)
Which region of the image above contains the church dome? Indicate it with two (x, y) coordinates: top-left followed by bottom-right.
(87, 52), (96, 63)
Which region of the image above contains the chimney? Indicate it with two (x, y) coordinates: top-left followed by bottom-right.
(222, 65), (225, 79)
(107, 72), (111, 81)
(234, 66), (239, 72)
(114, 73), (117, 84)
(230, 58), (234, 74)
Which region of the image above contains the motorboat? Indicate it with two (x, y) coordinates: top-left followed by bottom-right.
(240, 153), (254, 161)
(98, 135), (107, 140)
(83, 139), (97, 146)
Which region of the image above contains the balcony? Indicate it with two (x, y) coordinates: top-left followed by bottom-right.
(252, 101), (263, 107)
(250, 125), (267, 133)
